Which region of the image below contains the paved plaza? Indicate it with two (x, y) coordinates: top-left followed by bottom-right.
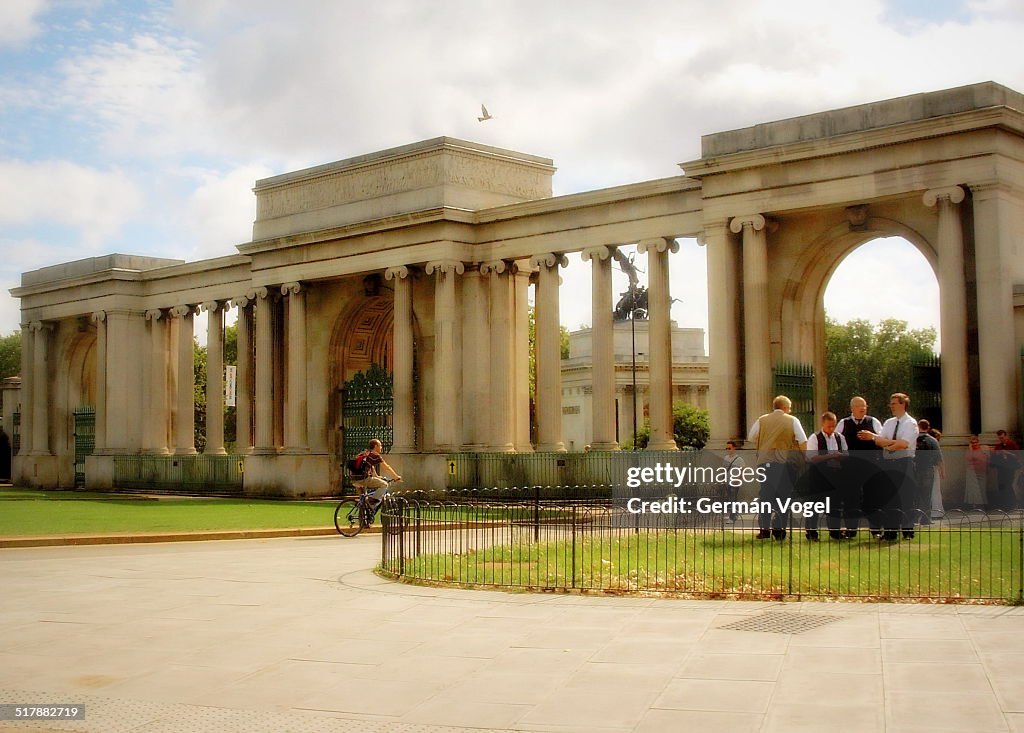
(1, 535), (1023, 733)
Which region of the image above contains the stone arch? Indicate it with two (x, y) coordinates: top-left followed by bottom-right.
(53, 323), (96, 485)
(780, 216), (938, 413)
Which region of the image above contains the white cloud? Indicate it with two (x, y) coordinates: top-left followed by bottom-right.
(0, 160), (143, 245)
(182, 163), (272, 259)
(0, 0), (48, 47)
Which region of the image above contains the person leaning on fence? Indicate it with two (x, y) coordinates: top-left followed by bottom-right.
(990, 430), (1021, 511)
(348, 439), (401, 507)
(722, 440), (746, 523)
(857, 393), (918, 541)
(747, 395), (808, 540)
(803, 411), (849, 541)
(914, 419), (943, 525)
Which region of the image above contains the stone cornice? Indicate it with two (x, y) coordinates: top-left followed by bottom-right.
(682, 106), (1024, 178)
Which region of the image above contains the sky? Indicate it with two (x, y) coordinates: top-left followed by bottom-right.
(1, 0), (1022, 346)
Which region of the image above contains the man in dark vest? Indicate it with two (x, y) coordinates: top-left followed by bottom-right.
(837, 396), (883, 538)
(748, 395), (808, 540)
(804, 411), (849, 540)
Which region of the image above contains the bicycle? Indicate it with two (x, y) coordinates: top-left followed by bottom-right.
(334, 477), (397, 537)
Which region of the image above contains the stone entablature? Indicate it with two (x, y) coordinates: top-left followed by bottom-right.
(252, 137), (556, 241)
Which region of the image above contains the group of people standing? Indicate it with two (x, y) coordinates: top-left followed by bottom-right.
(744, 393), (1021, 542)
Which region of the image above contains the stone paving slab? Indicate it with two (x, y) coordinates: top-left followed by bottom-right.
(1, 535), (1022, 732)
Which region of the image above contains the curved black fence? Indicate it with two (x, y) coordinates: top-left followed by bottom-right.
(379, 488), (1024, 603)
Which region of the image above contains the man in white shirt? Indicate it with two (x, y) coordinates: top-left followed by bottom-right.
(804, 411), (849, 540)
(857, 393), (918, 540)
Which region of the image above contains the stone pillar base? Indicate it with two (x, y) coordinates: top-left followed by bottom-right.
(645, 440), (678, 452)
(84, 454), (114, 490)
(242, 453), (332, 497)
(14, 454), (60, 488)
(536, 442), (566, 453)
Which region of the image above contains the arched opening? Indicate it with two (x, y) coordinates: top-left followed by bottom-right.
(61, 328), (97, 487)
(788, 228), (942, 430)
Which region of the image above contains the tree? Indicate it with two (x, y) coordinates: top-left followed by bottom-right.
(825, 317), (936, 418)
(0, 331), (20, 380)
(629, 402), (710, 450)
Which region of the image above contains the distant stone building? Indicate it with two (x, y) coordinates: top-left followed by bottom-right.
(561, 320), (708, 450)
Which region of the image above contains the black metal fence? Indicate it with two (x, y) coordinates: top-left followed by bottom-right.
(379, 489), (1024, 603)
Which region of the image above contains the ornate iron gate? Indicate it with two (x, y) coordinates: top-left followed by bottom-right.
(911, 354), (942, 430)
(773, 361), (815, 435)
(340, 364), (393, 462)
(73, 406), (95, 487)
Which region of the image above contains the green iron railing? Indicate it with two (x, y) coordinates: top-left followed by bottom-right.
(111, 454), (244, 493)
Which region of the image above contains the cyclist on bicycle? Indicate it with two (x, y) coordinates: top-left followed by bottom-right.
(349, 438), (402, 508)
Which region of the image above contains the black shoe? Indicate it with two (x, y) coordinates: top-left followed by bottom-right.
(903, 531), (915, 540)
(829, 530), (844, 540)
(772, 530), (787, 541)
(871, 530), (883, 539)
(756, 530), (772, 540)
(806, 531), (819, 541)
(881, 531), (899, 541)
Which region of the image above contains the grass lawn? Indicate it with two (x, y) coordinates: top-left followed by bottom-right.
(0, 489), (339, 536)
(390, 526), (1024, 602)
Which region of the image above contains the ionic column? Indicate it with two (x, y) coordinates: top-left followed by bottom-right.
(281, 283), (308, 452)
(924, 186), (970, 439)
(253, 287), (275, 453)
(29, 321), (52, 455)
(970, 183), (1021, 436)
(426, 260), (464, 451)
(233, 295), (254, 454)
(481, 259), (515, 452)
(385, 267), (417, 453)
(639, 237), (680, 451)
(513, 264), (533, 452)
(582, 246), (618, 450)
(170, 305), (197, 455)
(731, 214), (771, 427)
(458, 265), (489, 450)
(19, 324), (34, 455)
(144, 309), (169, 454)
(202, 300), (227, 455)
(701, 224), (741, 446)
(531, 253), (569, 452)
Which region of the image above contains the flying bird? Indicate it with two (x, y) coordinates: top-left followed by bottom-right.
(477, 104), (493, 122)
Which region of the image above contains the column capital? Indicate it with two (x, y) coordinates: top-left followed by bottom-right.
(637, 237), (680, 255)
(528, 253), (569, 269)
(581, 245), (614, 262)
(144, 309), (164, 321)
(253, 286), (273, 300)
(923, 185), (966, 207)
(384, 265), (411, 281)
(231, 294), (253, 309)
(90, 311), (106, 324)
(729, 214), (766, 234)
(479, 259), (509, 275)
(28, 320), (54, 333)
(170, 304), (198, 318)
(201, 300), (224, 313)
(280, 282), (303, 296)
(425, 260), (465, 276)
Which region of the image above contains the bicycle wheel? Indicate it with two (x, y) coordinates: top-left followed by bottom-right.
(334, 499), (363, 537)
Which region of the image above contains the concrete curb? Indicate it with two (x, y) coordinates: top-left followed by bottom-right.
(0, 526), (381, 548)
